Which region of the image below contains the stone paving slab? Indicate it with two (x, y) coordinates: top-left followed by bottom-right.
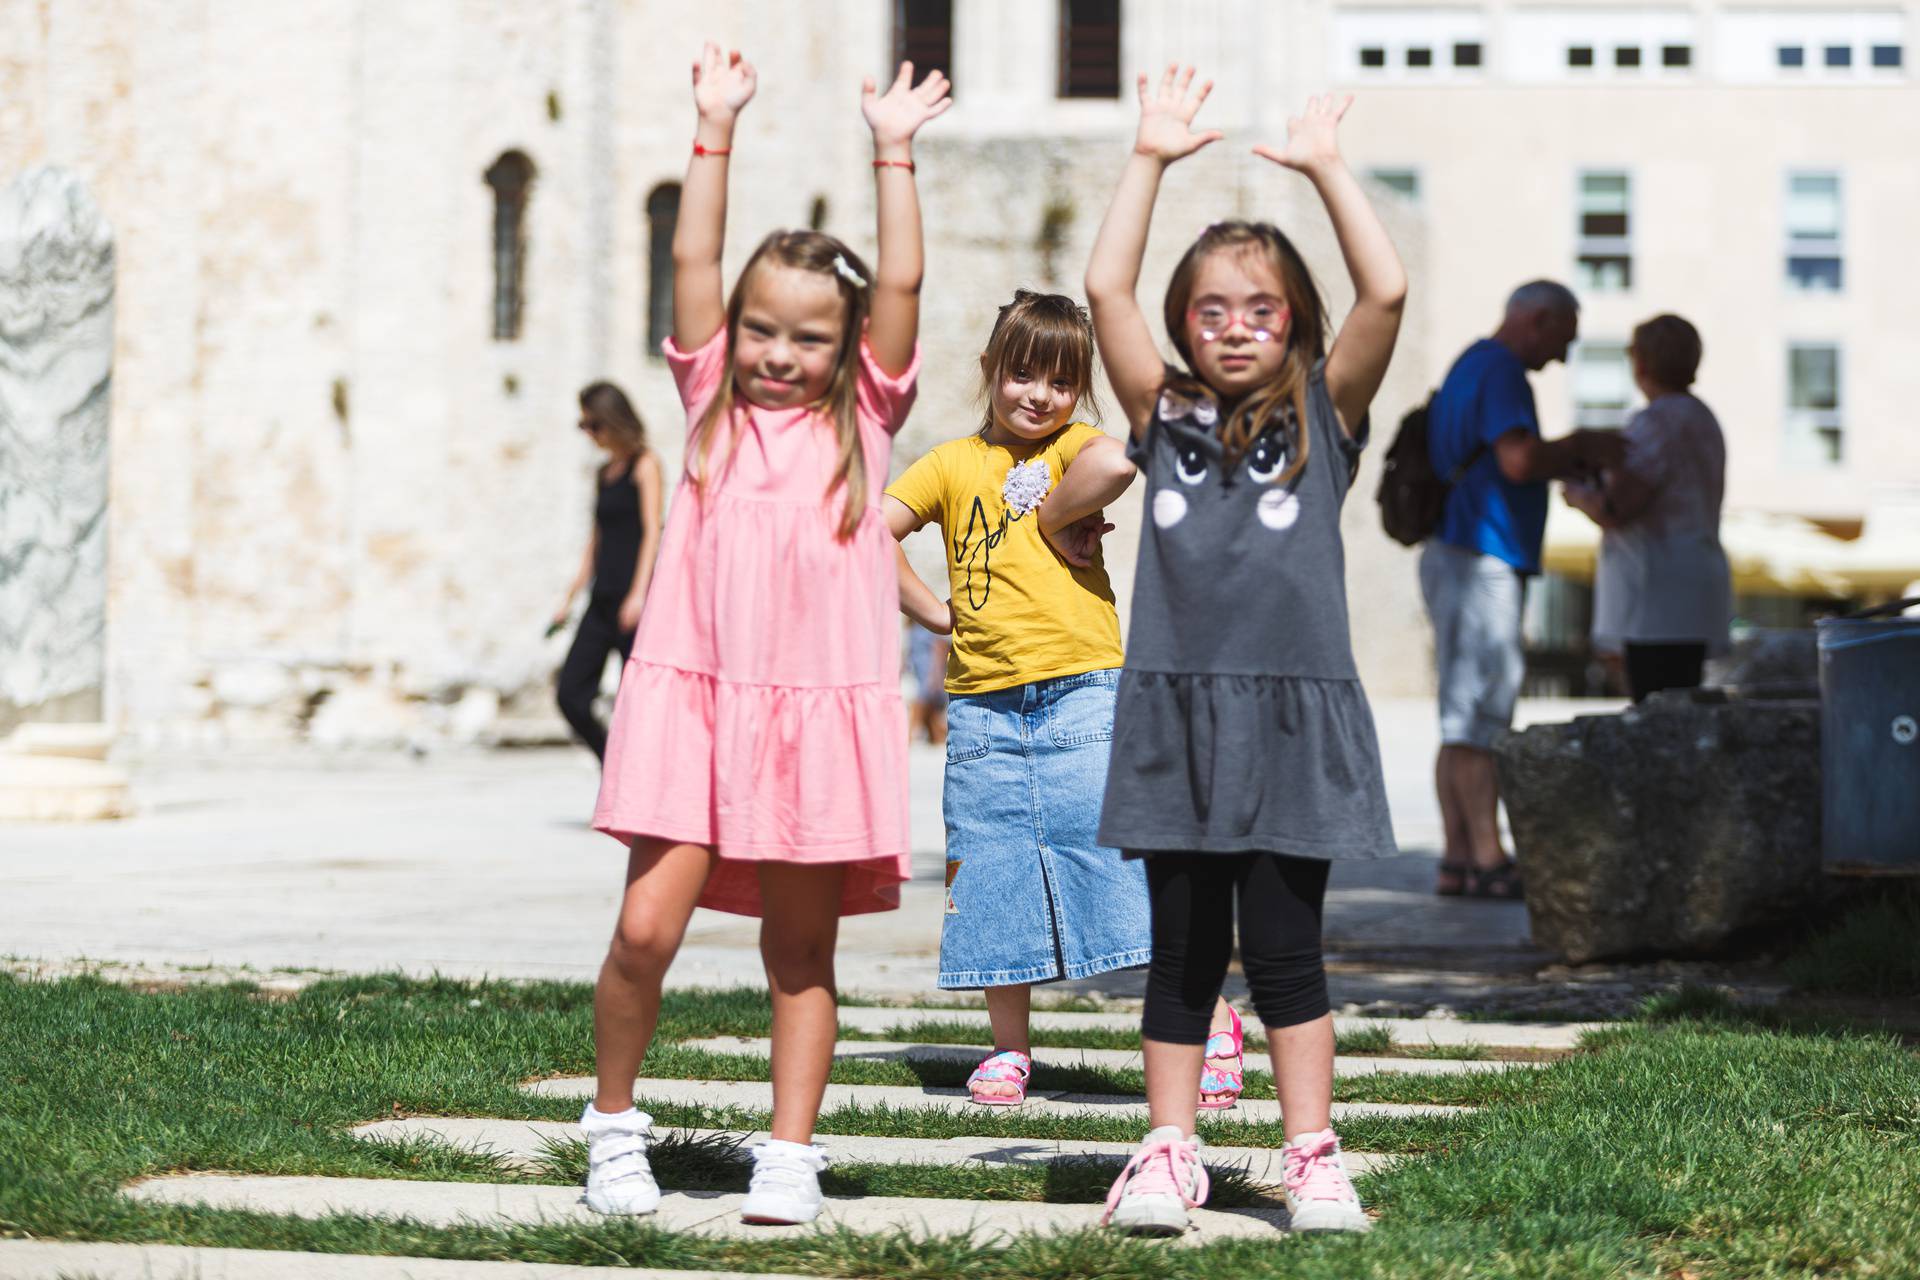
(354, 1117), (1399, 1178)
(0, 1239), (796, 1280)
(521, 1076), (1466, 1120)
(678, 1036), (1539, 1076)
(126, 1174), (1294, 1242)
(837, 1005), (1597, 1049)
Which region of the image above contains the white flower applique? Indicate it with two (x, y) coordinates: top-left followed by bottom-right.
(1000, 457), (1053, 516)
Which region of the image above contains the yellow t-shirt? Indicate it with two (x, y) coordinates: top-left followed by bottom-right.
(887, 422), (1124, 695)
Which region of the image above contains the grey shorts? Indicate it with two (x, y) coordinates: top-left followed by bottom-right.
(1419, 540), (1526, 749)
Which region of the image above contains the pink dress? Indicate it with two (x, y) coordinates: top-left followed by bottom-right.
(592, 328), (918, 918)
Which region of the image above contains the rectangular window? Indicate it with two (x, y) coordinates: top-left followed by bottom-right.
(1368, 168), (1421, 201)
(1573, 343), (1634, 430)
(1058, 0), (1121, 98)
(1407, 45), (1434, 67)
(1785, 172), (1843, 292)
(1825, 44), (1854, 67)
(1779, 44), (1805, 67)
(1872, 44), (1904, 68)
(1454, 41), (1483, 67)
(893, 0), (954, 91)
(1786, 344), (1843, 466)
(1576, 171), (1632, 293)
(1568, 45), (1595, 67)
(1663, 44), (1692, 67)
(1615, 45), (1642, 68)
(1360, 46), (1387, 68)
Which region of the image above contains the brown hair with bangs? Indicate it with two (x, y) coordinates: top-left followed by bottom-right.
(1162, 221), (1327, 487)
(976, 290), (1101, 435)
(689, 229), (873, 538)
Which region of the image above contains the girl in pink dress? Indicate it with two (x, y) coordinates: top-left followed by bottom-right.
(580, 44), (950, 1227)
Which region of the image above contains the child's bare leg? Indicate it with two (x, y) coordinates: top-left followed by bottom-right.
(975, 982), (1031, 1098)
(1265, 1013), (1334, 1137)
(758, 862), (846, 1144)
(1143, 1037), (1205, 1134)
(593, 838), (718, 1113)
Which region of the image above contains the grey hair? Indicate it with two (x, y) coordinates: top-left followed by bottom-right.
(1505, 279), (1580, 320)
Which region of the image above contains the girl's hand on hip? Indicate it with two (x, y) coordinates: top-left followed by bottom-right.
(862, 62), (952, 148)
(692, 42), (757, 123)
(1253, 94), (1352, 176)
(1043, 512), (1115, 569)
(1132, 64), (1222, 164)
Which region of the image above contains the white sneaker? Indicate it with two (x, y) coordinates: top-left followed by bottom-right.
(740, 1138), (829, 1225)
(1102, 1125), (1209, 1236)
(581, 1104), (661, 1216)
(1281, 1128), (1372, 1233)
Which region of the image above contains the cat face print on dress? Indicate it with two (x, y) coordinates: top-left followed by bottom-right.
(1149, 388), (1302, 535)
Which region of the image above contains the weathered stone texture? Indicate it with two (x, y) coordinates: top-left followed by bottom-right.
(1494, 691), (1823, 964)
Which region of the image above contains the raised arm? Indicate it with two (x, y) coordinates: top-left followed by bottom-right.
(1085, 66), (1223, 437)
(862, 63), (951, 376)
(672, 43), (758, 351)
(1253, 96), (1407, 435)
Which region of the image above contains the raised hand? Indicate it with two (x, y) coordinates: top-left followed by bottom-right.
(1252, 94), (1352, 176)
(862, 62), (953, 148)
(1132, 64), (1222, 164)
(691, 42), (757, 124)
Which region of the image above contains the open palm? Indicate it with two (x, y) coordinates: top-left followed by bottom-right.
(1253, 94), (1352, 174)
(862, 62), (953, 146)
(1134, 64), (1222, 163)
(691, 42), (757, 123)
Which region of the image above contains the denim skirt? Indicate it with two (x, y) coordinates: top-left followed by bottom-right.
(939, 668), (1152, 989)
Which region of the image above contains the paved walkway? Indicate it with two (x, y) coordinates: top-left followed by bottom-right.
(2, 698), (1615, 1003)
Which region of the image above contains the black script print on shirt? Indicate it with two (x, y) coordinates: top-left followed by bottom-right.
(954, 495), (1032, 611)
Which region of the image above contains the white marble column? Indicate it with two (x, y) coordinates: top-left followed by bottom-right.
(0, 166), (114, 734)
(0, 167), (128, 819)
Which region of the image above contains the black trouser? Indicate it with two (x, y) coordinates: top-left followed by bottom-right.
(1139, 851), (1332, 1044)
(556, 598), (634, 760)
(1624, 641), (1707, 703)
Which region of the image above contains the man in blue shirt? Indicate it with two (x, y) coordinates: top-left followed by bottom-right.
(1419, 281), (1625, 899)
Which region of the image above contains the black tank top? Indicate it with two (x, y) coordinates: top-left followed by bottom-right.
(591, 457), (641, 601)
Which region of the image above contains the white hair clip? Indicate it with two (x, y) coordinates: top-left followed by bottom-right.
(832, 254), (868, 289)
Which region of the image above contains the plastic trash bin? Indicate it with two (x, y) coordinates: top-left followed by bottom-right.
(1818, 597), (1920, 873)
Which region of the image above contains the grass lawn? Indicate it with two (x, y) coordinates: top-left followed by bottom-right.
(3, 973), (1916, 1279)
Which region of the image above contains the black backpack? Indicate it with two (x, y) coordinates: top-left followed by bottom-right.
(1375, 395), (1486, 548)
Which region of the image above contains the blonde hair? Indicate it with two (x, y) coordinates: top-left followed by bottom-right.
(1161, 221), (1327, 487)
(690, 230), (874, 538)
(975, 290), (1101, 435)
(578, 381), (648, 455)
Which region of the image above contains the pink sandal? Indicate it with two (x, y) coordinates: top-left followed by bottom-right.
(1198, 1004), (1244, 1111)
(967, 1049), (1031, 1107)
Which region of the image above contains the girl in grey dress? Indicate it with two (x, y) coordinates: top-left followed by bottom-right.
(1083, 69), (1406, 1236)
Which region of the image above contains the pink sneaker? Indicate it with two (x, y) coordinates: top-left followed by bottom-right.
(1282, 1128), (1371, 1232)
(1101, 1125), (1210, 1235)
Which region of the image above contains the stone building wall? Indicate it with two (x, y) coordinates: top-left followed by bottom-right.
(1, 0), (1432, 746)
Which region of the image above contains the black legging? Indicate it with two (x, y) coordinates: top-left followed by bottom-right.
(556, 598), (634, 760)
(1139, 851), (1331, 1044)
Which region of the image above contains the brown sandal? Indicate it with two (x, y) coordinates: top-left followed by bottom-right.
(1466, 860), (1524, 900)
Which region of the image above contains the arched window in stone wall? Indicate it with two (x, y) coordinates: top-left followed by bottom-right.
(484, 150), (536, 341)
(646, 182), (681, 355)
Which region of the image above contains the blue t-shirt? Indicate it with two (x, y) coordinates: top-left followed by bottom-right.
(1429, 338), (1547, 573)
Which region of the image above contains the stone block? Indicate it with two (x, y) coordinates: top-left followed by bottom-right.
(1493, 690), (1822, 963)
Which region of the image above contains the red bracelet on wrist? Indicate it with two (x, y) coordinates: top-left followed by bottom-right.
(872, 158), (915, 172)
(692, 141), (732, 157)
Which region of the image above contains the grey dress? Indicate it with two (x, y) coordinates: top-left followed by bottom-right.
(1098, 361), (1397, 859)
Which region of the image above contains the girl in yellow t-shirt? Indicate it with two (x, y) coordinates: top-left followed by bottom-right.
(884, 291), (1237, 1108)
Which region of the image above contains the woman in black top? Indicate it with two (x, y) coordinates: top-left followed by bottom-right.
(554, 382), (664, 760)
